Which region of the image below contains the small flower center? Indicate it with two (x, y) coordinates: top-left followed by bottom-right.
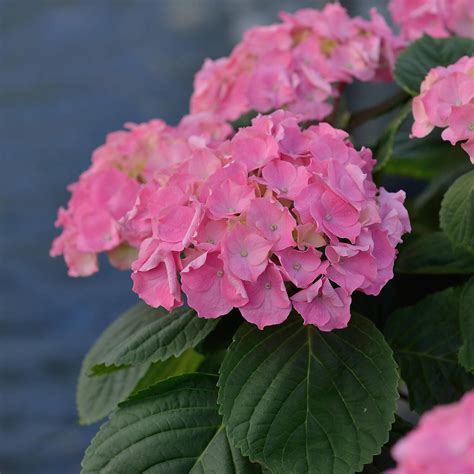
(279, 186), (288, 193)
(292, 262), (302, 271)
(228, 207), (236, 213)
(468, 123), (474, 131)
(207, 238), (215, 244)
(270, 223), (278, 231)
(264, 282), (272, 289)
(324, 213), (332, 221)
(216, 270), (224, 277)
(240, 250), (249, 257)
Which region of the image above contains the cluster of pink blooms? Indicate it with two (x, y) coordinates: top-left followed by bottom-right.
(52, 110), (410, 330)
(411, 56), (474, 163)
(191, 3), (403, 122)
(50, 113), (232, 276)
(388, 391), (474, 474)
(389, 0), (474, 41)
(124, 111), (408, 330)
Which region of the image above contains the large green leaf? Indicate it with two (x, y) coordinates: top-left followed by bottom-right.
(396, 232), (474, 275)
(459, 277), (474, 372)
(77, 306), (151, 425)
(385, 141), (469, 181)
(218, 314), (399, 474)
(362, 416), (412, 474)
(440, 170), (474, 252)
(77, 359), (147, 426)
(394, 35), (474, 95)
(131, 348), (204, 395)
(77, 302), (216, 425)
(385, 287), (474, 413)
(81, 374), (260, 473)
(90, 302), (219, 371)
(78, 347), (203, 425)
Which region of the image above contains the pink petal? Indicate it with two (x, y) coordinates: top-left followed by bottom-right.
(240, 264), (291, 329)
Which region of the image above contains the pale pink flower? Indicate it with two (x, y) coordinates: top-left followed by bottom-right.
(388, 391), (474, 474)
(378, 189), (411, 246)
(277, 247), (328, 288)
(52, 113), (229, 275)
(326, 245), (378, 294)
(153, 204), (201, 251)
(442, 104), (474, 162)
(246, 198), (296, 251)
(310, 186), (362, 243)
(54, 110), (410, 331)
(181, 252), (248, 319)
(194, 217), (227, 251)
(222, 223), (273, 282)
(291, 277), (351, 331)
(231, 114), (280, 171)
(389, 0), (474, 41)
(240, 263), (291, 329)
(191, 3), (402, 122)
(261, 160), (310, 200)
(50, 209), (98, 277)
(411, 56), (474, 163)
(357, 226), (396, 296)
(205, 179), (256, 219)
(131, 250), (182, 311)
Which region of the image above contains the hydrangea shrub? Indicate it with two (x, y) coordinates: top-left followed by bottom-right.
(51, 2), (474, 472)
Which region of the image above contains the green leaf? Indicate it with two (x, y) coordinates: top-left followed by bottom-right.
(78, 349), (204, 426)
(385, 140), (469, 181)
(131, 348), (204, 395)
(396, 232), (474, 274)
(81, 374), (260, 474)
(459, 277), (474, 372)
(394, 35), (474, 95)
(218, 314), (399, 474)
(77, 302), (217, 425)
(385, 287), (474, 413)
(440, 170), (474, 252)
(90, 302), (219, 370)
(77, 346), (148, 425)
(362, 416), (412, 474)
(374, 101), (412, 172)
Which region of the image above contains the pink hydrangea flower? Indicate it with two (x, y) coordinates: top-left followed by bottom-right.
(50, 113), (231, 275)
(389, 0), (474, 41)
(291, 277), (351, 331)
(388, 391), (474, 474)
(131, 244), (182, 311)
(191, 3), (403, 121)
(221, 222), (273, 282)
(411, 56), (474, 163)
(119, 111), (409, 329)
(181, 252), (248, 319)
(53, 107), (410, 330)
(240, 263), (291, 329)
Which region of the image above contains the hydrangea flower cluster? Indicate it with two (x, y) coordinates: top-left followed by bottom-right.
(389, 0), (474, 40)
(191, 3), (403, 122)
(388, 391), (474, 474)
(411, 55), (474, 163)
(124, 111), (410, 330)
(50, 113), (231, 276)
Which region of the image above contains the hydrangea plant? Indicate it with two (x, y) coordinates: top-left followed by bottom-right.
(51, 1), (474, 472)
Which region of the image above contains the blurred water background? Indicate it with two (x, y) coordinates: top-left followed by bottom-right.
(0, 1), (389, 472)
